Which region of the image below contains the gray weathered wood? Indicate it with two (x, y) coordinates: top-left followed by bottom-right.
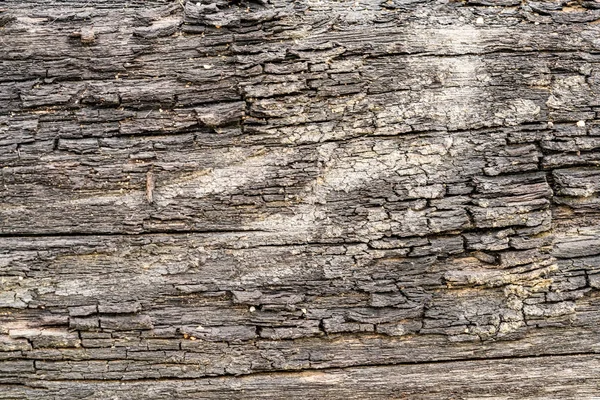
(1, 0), (600, 397)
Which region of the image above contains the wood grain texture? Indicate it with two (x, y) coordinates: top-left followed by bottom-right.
(1, 0), (600, 398)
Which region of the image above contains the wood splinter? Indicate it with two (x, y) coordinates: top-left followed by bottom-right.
(146, 171), (155, 204)
(70, 27), (95, 44)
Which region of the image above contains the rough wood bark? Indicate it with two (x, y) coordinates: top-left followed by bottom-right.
(1, 0), (600, 398)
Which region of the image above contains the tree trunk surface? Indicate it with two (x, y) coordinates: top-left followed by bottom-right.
(1, 0), (600, 398)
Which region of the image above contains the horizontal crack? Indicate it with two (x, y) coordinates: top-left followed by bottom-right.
(9, 351), (600, 384)
(0, 229), (269, 239)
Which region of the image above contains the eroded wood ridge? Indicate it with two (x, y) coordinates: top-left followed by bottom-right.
(1, 0), (600, 398)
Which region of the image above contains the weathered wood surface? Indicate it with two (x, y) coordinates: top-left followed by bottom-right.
(1, 0), (600, 398)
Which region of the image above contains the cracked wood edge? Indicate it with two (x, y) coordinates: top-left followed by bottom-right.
(3, 354), (600, 399)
